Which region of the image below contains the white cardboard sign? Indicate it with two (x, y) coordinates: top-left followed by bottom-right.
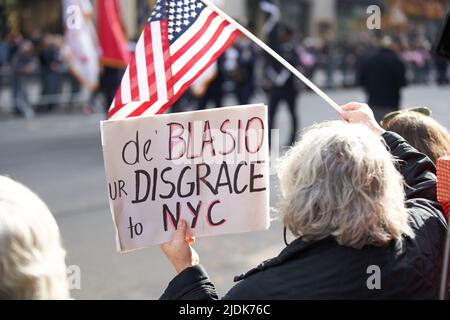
(101, 104), (270, 252)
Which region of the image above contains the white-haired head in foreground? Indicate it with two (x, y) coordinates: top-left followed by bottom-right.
(0, 176), (69, 299)
(278, 121), (413, 249)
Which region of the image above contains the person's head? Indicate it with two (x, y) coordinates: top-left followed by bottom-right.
(381, 109), (450, 163)
(279, 24), (294, 43)
(42, 34), (53, 49)
(19, 40), (33, 55)
(277, 121), (412, 249)
(0, 176), (69, 299)
(380, 35), (392, 48)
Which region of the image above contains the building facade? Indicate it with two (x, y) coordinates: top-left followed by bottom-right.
(1, 0), (449, 43)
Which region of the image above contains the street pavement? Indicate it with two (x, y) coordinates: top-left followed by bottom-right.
(0, 84), (449, 299)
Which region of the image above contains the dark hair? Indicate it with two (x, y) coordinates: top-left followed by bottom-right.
(278, 24), (294, 37)
(383, 112), (450, 163)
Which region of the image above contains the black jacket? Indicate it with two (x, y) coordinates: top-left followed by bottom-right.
(160, 132), (448, 300)
(358, 48), (407, 109)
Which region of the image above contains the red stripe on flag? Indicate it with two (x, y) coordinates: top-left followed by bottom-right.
(126, 23), (160, 118)
(144, 24), (157, 98)
(129, 54), (140, 101)
(160, 19), (174, 101)
(126, 95), (158, 118)
(108, 85), (124, 118)
(114, 85), (122, 108)
(171, 12), (218, 63)
(171, 21), (230, 86)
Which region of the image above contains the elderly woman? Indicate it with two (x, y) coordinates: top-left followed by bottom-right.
(0, 176), (69, 299)
(160, 103), (448, 299)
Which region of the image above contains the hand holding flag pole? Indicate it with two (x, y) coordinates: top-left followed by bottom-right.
(200, 0), (342, 115)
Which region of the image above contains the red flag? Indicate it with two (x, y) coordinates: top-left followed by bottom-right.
(97, 0), (131, 68)
(108, 0), (239, 120)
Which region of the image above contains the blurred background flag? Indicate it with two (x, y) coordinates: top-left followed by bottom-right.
(108, 0), (240, 120)
(259, 0), (280, 47)
(62, 0), (99, 91)
(138, 0), (152, 29)
(97, 0), (131, 68)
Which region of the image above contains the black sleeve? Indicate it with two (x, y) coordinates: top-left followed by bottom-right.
(159, 265), (219, 300)
(382, 131), (446, 223)
(222, 278), (265, 300)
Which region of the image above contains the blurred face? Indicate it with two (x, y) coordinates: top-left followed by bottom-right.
(42, 35), (52, 48)
(21, 41), (33, 54)
(391, 42), (402, 53)
(282, 32), (293, 43)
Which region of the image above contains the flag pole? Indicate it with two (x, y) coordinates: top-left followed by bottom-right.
(200, 0), (341, 114)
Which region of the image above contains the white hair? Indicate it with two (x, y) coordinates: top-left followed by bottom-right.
(0, 176), (69, 299)
(278, 121), (413, 249)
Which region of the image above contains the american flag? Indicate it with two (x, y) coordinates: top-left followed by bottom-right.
(108, 0), (240, 120)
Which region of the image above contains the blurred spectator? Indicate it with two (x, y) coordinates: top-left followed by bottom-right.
(434, 55), (449, 85)
(6, 32), (24, 63)
(297, 37), (318, 84)
(170, 89), (194, 114)
(11, 40), (38, 118)
(195, 56), (225, 110)
(39, 35), (64, 112)
(100, 66), (124, 113)
(358, 36), (407, 121)
(320, 41), (337, 89)
(29, 30), (43, 49)
(264, 25), (301, 146)
(224, 44), (239, 88)
(403, 37), (431, 84)
(340, 41), (358, 87)
(231, 34), (257, 105)
(0, 34), (8, 66)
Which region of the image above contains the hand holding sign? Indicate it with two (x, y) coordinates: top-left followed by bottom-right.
(101, 104), (270, 252)
(160, 219), (199, 273)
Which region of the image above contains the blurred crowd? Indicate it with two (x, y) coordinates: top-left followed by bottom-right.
(1, 25), (449, 121)
(0, 31), (96, 118)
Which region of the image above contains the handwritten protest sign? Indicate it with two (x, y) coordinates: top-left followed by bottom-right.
(101, 104), (270, 252)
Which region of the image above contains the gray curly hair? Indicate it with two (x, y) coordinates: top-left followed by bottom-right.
(278, 121), (412, 249)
